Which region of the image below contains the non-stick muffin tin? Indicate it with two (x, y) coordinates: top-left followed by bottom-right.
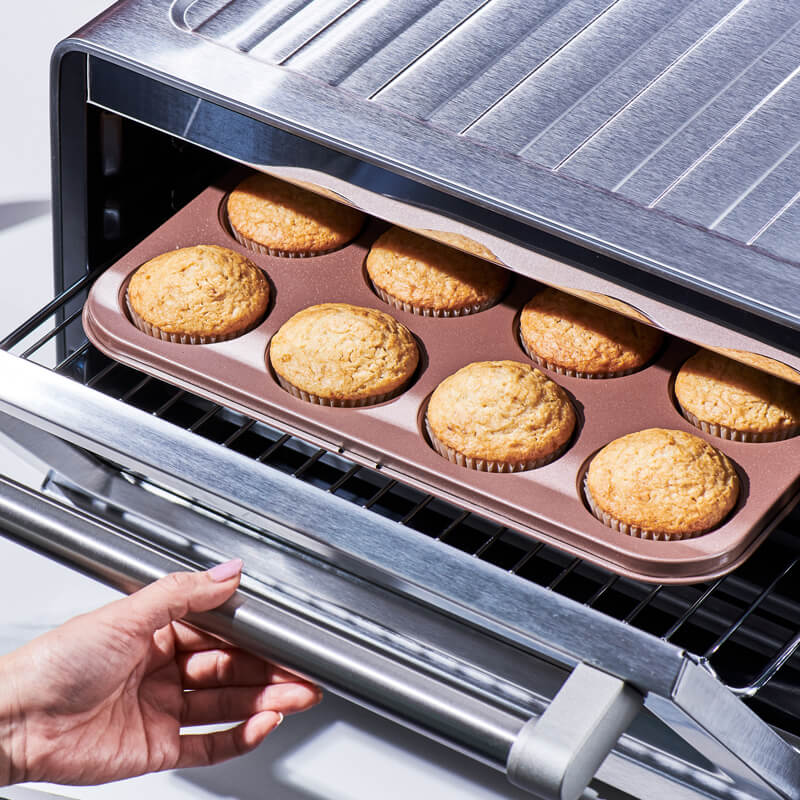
(83, 176), (800, 584)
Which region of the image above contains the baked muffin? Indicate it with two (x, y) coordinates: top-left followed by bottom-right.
(366, 226), (509, 317)
(585, 428), (739, 541)
(425, 360), (575, 472)
(418, 230), (498, 262)
(127, 245), (270, 344)
(674, 350), (800, 442)
(269, 303), (419, 407)
(713, 348), (800, 385)
(519, 287), (663, 378)
(227, 174), (365, 257)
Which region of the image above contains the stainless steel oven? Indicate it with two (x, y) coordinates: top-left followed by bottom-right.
(1, 2), (799, 798)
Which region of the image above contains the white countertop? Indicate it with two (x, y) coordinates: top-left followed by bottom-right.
(0, 4), (537, 799)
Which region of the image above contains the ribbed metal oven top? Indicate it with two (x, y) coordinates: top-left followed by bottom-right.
(82, 0), (800, 331)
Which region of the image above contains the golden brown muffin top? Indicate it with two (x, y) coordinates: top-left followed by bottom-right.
(418, 229), (499, 262)
(127, 245), (269, 337)
(558, 288), (653, 325)
(675, 350), (800, 435)
(520, 287), (663, 375)
(227, 174), (365, 254)
(712, 348), (800, 386)
(269, 303), (419, 401)
(587, 428), (739, 537)
(366, 227), (509, 312)
(426, 361), (575, 463)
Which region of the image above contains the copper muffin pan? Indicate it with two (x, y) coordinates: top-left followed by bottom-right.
(83, 178), (800, 584)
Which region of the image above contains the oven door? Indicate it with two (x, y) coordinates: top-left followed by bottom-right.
(0, 356), (797, 800)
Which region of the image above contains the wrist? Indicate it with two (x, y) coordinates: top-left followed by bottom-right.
(0, 653), (27, 786)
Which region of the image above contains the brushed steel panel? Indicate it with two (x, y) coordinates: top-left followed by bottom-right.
(370, 0), (568, 119)
(285, 0), (444, 86)
(521, 0), (738, 167)
(713, 144), (800, 243)
(426, 0), (620, 130)
(181, 0), (262, 36)
(339, 0), (487, 97)
(616, 19), (800, 204)
(753, 194), (800, 262)
(656, 68), (800, 228)
(242, 0), (363, 63)
(558, 0), (800, 189)
(163, 0), (800, 294)
(462, 0), (694, 154)
(181, 0), (232, 31)
(75, 0), (800, 328)
(180, 0), (312, 50)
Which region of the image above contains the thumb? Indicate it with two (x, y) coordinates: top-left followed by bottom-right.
(119, 559), (243, 634)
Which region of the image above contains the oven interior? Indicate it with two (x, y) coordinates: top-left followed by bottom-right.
(3, 98), (799, 753)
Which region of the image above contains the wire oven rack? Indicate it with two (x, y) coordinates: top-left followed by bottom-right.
(3, 272), (800, 738)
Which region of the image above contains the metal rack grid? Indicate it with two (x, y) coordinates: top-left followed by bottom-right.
(3, 277), (800, 734)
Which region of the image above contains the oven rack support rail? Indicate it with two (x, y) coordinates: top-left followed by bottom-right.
(0, 353), (797, 800)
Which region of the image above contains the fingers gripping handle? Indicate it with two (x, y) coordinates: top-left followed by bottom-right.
(507, 663), (642, 800)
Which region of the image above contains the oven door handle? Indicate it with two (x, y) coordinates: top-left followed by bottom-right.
(0, 467), (640, 800)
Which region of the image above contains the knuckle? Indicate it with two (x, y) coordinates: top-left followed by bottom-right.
(162, 571), (193, 593)
(155, 572), (196, 621)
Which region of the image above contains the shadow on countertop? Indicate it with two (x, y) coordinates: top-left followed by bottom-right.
(0, 200), (50, 232)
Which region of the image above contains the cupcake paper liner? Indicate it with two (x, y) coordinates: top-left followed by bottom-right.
(231, 224), (342, 259)
(583, 476), (698, 542)
(425, 418), (567, 472)
(126, 296), (250, 345)
(372, 283), (497, 318)
(275, 373), (404, 408)
(677, 404), (799, 443)
(519, 333), (636, 379)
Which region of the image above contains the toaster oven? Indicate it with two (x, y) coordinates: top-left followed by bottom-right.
(1, 1), (800, 798)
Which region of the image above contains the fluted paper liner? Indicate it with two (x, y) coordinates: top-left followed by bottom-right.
(372, 283), (498, 318)
(126, 295), (256, 345)
(519, 331), (637, 379)
(583, 475), (699, 542)
(677, 404), (799, 443)
(425, 417), (568, 472)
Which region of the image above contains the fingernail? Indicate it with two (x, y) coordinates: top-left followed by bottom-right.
(208, 558), (243, 582)
(275, 712), (284, 727)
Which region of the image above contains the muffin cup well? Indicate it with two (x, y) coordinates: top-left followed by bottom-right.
(677, 404), (800, 443)
(583, 476), (699, 542)
(425, 417), (568, 472)
(275, 373), (407, 408)
(126, 296), (254, 345)
(372, 283), (499, 318)
(519, 332), (637, 379)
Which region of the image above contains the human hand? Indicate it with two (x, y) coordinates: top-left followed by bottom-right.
(0, 559), (321, 786)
